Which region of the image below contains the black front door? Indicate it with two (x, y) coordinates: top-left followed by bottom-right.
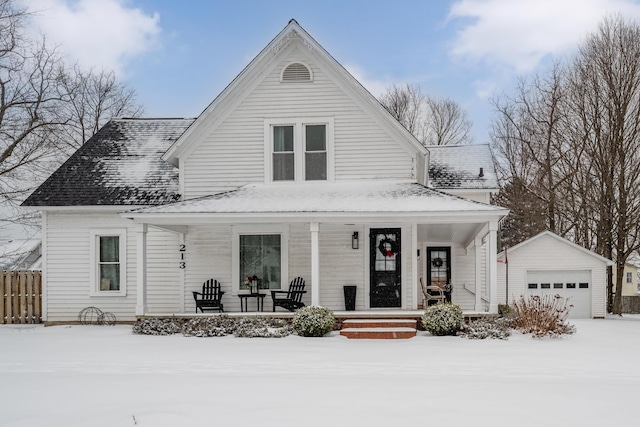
(427, 247), (451, 302)
(370, 228), (401, 308)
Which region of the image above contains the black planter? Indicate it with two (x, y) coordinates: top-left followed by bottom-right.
(343, 285), (357, 311)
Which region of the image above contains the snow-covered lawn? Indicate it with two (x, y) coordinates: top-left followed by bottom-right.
(2, 317), (639, 427)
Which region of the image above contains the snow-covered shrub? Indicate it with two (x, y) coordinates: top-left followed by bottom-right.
(182, 317), (232, 337)
(132, 319), (183, 335)
(458, 317), (511, 340)
(133, 315), (294, 338)
(234, 317), (292, 338)
(292, 306), (335, 337)
(511, 294), (576, 338)
(422, 303), (463, 336)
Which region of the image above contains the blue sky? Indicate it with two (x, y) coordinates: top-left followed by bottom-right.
(26, 0), (640, 143)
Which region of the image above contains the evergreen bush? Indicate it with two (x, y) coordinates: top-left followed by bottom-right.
(421, 303), (463, 336)
(292, 306), (335, 337)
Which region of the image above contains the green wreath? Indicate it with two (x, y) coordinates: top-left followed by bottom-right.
(378, 237), (398, 258)
(432, 257), (444, 268)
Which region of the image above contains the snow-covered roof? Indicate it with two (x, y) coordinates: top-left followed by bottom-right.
(125, 181), (507, 221)
(498, 230), (614, 266)
(0, 238), (41, 270)
(428, 144), (499, 190)
(22, 118), (195, 207)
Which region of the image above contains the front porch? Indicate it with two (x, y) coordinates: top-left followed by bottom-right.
(126, 181), (508, 318)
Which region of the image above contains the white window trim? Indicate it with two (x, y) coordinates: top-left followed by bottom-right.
(89, 229), (127, 296)
(264, 117), (334, 183)
(232, 225), (289, 295)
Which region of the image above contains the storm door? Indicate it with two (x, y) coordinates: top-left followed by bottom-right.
(427, 247), (451, 302)
(369, 228), (401, 308)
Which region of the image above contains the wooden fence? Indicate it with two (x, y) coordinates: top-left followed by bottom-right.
(622, 295), (640, 314)
(1, 270), (42, 324)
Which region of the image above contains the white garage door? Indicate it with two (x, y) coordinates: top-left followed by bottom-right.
(526, 270), (592, 319)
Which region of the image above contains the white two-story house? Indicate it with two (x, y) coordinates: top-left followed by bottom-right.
(23, 20), (508, 322)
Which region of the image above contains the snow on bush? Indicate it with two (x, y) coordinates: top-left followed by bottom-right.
(458, 318), (511, 340)
(292, 306), (335, 337)
(511, 294), (576, 338)
(234, 317), (292, 338)
(132, 315), (293, 338)
(132, 318), (183, 335)
(422, 303), (463, 336)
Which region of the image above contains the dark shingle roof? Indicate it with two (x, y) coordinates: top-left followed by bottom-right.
(428, 144), (499, 190)
(22, 118), (194, 207)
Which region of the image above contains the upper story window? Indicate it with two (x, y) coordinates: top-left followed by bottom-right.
(626, 271), (633, 283)
(281, 62), (313, 82)
(265, 118), (334, 183)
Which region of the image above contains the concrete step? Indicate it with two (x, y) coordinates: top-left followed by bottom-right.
(341, 319), (417, 329)
(339, 319), (417, 339)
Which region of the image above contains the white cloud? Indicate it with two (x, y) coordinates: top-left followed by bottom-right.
(343, 63), (391, 97)
(448, 0), (640, 73)
(25, 0), (161, 74)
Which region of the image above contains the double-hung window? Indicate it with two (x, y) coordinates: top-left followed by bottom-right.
(266, 118), (333, 183)
(90, 229), (127, 296)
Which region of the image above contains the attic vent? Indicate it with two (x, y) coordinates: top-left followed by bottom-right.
(281, 62), (312, 82)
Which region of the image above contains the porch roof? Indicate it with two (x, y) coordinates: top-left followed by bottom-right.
(123, 181), (508, 223)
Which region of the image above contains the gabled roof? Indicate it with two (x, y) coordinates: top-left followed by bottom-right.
(162, 19), (427, 167)
(497, 230), (614, 266)
(124, 180), (508, 222)
(22, 118), (194, 207)
(428, 144), (499, 190)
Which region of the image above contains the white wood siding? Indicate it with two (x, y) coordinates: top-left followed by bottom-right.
(497, 234), (607, 318)
(44, 212), (180, 322)
(183, 44), (414, 199)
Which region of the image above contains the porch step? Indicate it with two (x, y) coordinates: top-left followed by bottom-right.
(340, 319), (417, 339)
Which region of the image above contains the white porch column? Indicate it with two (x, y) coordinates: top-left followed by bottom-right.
(487, 221), (499, 313)
(475, 235), (483, 312)
(136, 223), (148, 316)
(310, 222), (320, 306)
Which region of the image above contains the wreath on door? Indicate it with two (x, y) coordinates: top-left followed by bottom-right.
(432, 257), (444, 268)
(378, 237), (398, 258)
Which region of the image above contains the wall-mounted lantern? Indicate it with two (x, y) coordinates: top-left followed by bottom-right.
(352, 232), (359, 249)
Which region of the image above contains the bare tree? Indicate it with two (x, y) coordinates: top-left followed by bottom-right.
(0, 0), (144, 238)
(379, 83), (426, 141)
(492, 15), (640, 314)
(491, 62), (572, 239)
(379, 84), (473, 145)
(569, 15), (640, 314)
(58, 65), (143, 148)
(0, 0), (69, 204)
(424, 96), (473, 146)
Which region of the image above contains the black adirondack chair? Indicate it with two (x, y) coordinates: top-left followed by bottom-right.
(192, 279), (225, 313)
(271, 277), (306, 312)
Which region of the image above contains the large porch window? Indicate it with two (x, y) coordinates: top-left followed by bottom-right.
(232, 225), (289, 293)
(239, 234), (282, 290)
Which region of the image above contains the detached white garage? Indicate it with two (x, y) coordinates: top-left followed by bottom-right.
(497, 231), (613, 319)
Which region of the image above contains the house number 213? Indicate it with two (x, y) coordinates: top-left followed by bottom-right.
(179, 244), (186, 269)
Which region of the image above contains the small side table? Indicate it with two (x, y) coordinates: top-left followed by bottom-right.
(238, 293), (266, 312)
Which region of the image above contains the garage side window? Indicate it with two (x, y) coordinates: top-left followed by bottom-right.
(528, 283), (537, 289)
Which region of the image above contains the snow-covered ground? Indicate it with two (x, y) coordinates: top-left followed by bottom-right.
(1, 316), (638, 427)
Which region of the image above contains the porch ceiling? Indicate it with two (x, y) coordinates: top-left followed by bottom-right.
(419, 223), (485, 245)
